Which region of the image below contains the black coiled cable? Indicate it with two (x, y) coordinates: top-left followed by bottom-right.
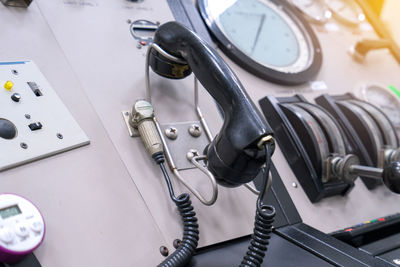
(240, 143), (276, 267)
(153, 153), (199, 267)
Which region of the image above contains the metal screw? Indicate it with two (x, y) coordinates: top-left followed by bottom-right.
(124, 111), (129, 116)
(12, 69), (18, 75)
(127, 19), (132, 24)
(173, 239), (182, 249)
(24, 114), (31, 119)
(159, 246), (169, 257)
(20, 143), (28, 149)
(57, 133), (63, 139)
(188, 124), (202, 137)
(165, 127), (178, 140)
(186, 149), (199, 161)
(292, 182), (298, 188)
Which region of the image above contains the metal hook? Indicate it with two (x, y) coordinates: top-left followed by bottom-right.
(145, 43), (218, 206)
(174, 154), (219, 206)
(245, 183), (260, 195)
(243, 170), (273, 195)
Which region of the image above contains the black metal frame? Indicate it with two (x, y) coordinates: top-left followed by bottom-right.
(188, 163), (391, 266)
(315, 93), (384, 189)
(259, 95), (354, 203)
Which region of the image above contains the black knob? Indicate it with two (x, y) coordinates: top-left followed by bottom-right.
(382, 162), (400, 194)
(11, 93), (21, 102)
(0, 119), (17, 139)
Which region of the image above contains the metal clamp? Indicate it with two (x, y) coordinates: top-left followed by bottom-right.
(145, 43), (218, 206)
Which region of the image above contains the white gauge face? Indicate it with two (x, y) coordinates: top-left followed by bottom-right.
(290, 0), (332, 23)
(206, 0), (313, 73)
(362, 85), (400, 128)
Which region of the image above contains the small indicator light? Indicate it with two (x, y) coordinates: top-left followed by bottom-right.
(371, 219), (378, 223)
(4, 81), (13, 91)
(389, 85), (400, 98)
(345, 228), (353, 232)
(364, 221), (371, 224)
(140, 41), (147, 46)
(378, 218), (385, 222)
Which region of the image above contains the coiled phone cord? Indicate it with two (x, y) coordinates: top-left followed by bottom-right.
(240, 143), (276, 267)
(153, 143), (274, 267)
(153, 153), (200, 267)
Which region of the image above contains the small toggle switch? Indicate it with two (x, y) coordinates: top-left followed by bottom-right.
(11, 93), (21, 102)
(28, 122), (43, 131)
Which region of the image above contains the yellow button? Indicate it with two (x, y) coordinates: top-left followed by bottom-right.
(4, 81), (13, 91)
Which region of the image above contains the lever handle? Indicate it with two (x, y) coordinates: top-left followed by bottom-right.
(350, 38), (391, 62)
(382, 162), (400, 194)
(150, 22), (273, 186)
(349, 162), (400, 194)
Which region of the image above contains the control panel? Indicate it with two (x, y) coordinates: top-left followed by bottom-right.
(0, 61), (89, 171)
(1, 0), (400, 266)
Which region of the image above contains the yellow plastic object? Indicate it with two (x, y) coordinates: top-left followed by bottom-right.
(4, 81), (13, 91)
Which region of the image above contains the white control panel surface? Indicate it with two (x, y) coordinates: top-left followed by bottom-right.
(0, 0), (400, 266)
(0, 61), (89, 171)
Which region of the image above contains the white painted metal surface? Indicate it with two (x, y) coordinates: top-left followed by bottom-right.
(0, 0), (399, 266)
(0, 61), (89, 171)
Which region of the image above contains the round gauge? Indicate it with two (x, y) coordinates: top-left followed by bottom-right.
(289, 0), (332, 25)
(323, 0), (365, 27)
(198, 0), (322, 85)
(358, 84), (400, 132)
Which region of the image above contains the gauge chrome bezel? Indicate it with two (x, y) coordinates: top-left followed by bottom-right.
(198, 0), (322, 85)
(358, 84), (400, 131)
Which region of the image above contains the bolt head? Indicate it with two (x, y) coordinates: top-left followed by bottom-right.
(173, 239), (181, 249)
(159, 246), (169, 257)
(189, 124), (202, 137)
(165, 127), (178, 140)
(20, 143), (28, 149)
(186, 149), (199, 161)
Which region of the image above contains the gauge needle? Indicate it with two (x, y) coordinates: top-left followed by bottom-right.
(251, 14), (266, 55)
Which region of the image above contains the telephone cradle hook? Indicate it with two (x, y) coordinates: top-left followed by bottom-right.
(144, 43), (260, 205)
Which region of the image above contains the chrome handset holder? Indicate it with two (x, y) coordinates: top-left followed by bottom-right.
(144, 43), (218, 206)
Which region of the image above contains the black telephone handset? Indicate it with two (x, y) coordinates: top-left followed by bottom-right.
(134, 21), (276, 267)
(150, 21), (274, 187)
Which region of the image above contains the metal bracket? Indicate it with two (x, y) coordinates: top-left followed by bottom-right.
(122, 111), (140, 137)
(160, 121), (209, 170)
